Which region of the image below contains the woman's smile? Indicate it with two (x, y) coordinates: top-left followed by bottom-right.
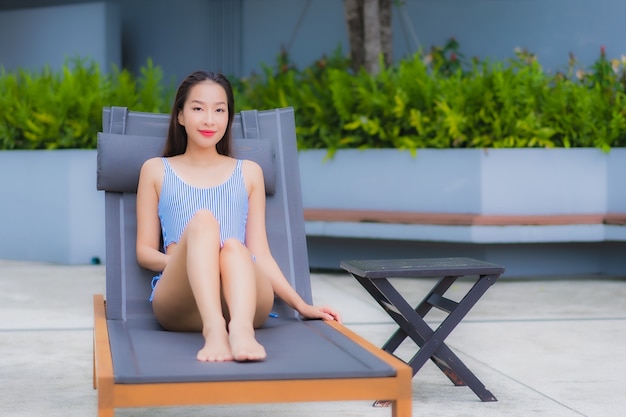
(199, 130), (217, 137)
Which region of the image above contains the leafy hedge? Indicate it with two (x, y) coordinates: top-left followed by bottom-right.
(2, 40), (626, 151)
(236, 40), (626, 153)
(0, 58), (173, 150)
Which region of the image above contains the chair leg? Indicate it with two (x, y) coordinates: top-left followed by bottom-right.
(392, 397), (412, 417)
(92, 333), (97, 389)
(98, 406), (114, 417)
(97, 383), (114, 417)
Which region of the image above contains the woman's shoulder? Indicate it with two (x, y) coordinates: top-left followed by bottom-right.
(239, 158), (264, 189)
(240, 158), (263, 176)
(141, 156), (165, 168)
(140, 157), (165, 178)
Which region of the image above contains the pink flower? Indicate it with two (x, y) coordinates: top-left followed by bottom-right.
(575, 69), (585, 80)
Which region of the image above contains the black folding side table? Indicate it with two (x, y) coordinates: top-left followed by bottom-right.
(340, 257), (505, 402)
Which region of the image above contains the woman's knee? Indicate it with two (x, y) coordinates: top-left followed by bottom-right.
(220, 238), (249, 260)
(185, 210), (219, 236)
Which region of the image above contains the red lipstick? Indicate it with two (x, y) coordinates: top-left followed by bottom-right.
(199, 130), (216, 137)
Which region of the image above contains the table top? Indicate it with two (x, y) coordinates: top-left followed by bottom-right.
(340, 257), (505, 279)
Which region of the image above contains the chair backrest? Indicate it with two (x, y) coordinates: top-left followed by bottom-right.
(97, 106), (312, 321)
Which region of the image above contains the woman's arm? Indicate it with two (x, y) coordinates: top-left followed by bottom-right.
(242, 160), (341, 322)
(136, 158), (168, 272)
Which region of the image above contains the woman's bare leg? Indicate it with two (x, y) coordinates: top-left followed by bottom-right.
(220, 239), (274, 361)
(152, 210), (232, 362)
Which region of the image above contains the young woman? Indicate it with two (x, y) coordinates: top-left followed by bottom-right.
(135, 71), (340, 363)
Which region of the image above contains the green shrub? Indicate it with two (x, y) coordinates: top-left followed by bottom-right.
(3, 41), (626, 151)
(233, 46), (352, 152)
(236, 40), (626, 152)
(0, 58), (173, 150)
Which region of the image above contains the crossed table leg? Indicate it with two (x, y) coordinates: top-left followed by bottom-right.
(340, 257), (505, 402)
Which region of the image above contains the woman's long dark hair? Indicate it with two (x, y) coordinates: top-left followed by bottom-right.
(162, 71), (234, 157)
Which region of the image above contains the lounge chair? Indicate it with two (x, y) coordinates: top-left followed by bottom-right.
(92, 106), (412, 416)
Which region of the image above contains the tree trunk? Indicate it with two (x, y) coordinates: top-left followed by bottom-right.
(363, 0), (381, 74)
(343, 0), (393, 74)
(344, 0), (365, 73)
(379, 0), (392, 67)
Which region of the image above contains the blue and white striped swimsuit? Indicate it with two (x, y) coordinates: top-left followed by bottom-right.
(158, 158), (248, 247)
(150, 157), (249, 300)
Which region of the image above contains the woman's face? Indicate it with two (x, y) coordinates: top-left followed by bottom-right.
(177, 80), (229, 150)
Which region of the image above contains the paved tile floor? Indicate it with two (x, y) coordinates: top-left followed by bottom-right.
(1, 260), (625, 417)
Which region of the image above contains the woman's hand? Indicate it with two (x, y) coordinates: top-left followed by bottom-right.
(298, 304), (342, 323)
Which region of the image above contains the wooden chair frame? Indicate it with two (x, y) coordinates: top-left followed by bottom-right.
(93, 295), (411, 415)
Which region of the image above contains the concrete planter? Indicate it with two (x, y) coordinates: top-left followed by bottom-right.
(299, 148), (626, 215)
(299, 148), (626, 277)
(2, 147), (626, 267)
(0, 150), (104, 264)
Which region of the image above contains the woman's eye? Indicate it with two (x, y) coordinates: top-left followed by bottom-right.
(192, 107), (202, 111)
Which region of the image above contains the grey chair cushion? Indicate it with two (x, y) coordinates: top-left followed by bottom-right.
(97, 133), (276, 195)
(108, 316), (396, 383)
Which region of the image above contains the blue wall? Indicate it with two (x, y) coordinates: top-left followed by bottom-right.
(1, 0), (624, 84)
(0, 1), (120, 72)
(400, 0), (626, 73)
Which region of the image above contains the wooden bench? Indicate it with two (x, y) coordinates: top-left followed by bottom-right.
(304, 209), (626, 226)
(303, 209), (626, 243)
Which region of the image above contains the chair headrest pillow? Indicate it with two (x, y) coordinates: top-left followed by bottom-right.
(97, 132), (276, 195)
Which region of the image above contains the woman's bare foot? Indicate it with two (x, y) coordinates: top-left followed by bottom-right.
(197, 325), (233, 362)
(228, 322), (266, 362)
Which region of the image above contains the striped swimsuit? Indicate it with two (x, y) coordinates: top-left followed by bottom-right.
(150, 157), (249, 300)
